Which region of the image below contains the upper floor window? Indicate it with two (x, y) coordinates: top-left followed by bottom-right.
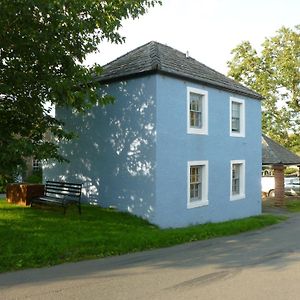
(230, 97), (245, 137)
(187, 87), (208, 135)
(230, 160), (245, 201)
(187, 161), (208, 208)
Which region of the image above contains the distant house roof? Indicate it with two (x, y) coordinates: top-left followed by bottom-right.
(262, 134), (300, 166)
(96, 41), (262, 100)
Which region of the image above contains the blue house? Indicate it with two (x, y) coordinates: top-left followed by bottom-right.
(45, 41), (262, 228)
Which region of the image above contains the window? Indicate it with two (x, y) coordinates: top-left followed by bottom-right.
(187, 161), (208, 208)
(187, 87), (208, 135)
(230, 160), (245, 201)
(32, 159), (41, 171)
(230, 97), (245, 137)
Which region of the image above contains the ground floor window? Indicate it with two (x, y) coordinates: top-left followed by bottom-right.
(32, 159), (41, 171)
(187, 161), (208, 208)
(230, 160), (245, 200)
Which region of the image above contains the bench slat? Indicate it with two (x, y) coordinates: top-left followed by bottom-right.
(46, 181), (82, 187)
(46, 187), (81, 194)
(45, 188), (81, 195)
(34, 196), (65, 204)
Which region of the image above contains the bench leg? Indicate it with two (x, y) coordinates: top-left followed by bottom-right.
(78, 203), (81, 215)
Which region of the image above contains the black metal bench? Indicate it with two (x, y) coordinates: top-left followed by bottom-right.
(31, 181), (82, 214)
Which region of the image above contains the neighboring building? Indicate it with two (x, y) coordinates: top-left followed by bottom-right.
(44, 41), (262, 228)
(262, 134), (300, 204)
(262, 134), (300, 167)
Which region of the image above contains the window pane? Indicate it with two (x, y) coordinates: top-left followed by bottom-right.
(232, 164), (241, 195)
(198, 183), (202, 199)
(232, 117), (240, 132)
(232, 102), (240, 118)
(232, 178), (240, 194)
(190, 93), (202, 108)
(190, 186), (194, 199)
(190, 111), (202, 127)
(190, 93), (203, 128)
(232, 102), (240, 132)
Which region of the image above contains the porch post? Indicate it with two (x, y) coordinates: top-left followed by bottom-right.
(273, 164), (285, 207)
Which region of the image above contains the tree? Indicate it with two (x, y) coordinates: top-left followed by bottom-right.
(227, 25), (300, 150)
(0, 0), (161, 182)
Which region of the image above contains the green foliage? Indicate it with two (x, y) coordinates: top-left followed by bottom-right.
(0, 177), (8, 193)
(0, 0), (161, 179)
(288, 133), (300, 155)
(0, 171), (20, 193)
(0, 199), (284, 273)
(25, 169), (43, 184)
(227, 25), (300, 150)
(284, 166), (298, 175)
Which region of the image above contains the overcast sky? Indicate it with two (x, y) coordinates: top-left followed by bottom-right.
(84, 0), (299, 75)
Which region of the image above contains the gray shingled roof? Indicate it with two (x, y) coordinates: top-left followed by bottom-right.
(96, 41), (262, 100)
(262, 134), (300, 165)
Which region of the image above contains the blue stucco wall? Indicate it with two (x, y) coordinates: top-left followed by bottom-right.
(154, 74), (261, 228)
(44, 75), (157, 222)
(45, 72), (261, 228)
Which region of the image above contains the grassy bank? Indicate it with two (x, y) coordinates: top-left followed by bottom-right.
(0, 199), (285, 273)
(285, 198), (300, 212)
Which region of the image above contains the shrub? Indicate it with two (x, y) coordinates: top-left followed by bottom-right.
(25, 169), (43, 184)
(0, 177), (6, 193)
(285, 167), (298, 176)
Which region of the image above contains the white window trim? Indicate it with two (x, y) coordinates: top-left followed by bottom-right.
(187, 160), (209, 209)
(187, 87), (208, 135)
(230, 97), (245, 137)
(230, 160), (246, 201)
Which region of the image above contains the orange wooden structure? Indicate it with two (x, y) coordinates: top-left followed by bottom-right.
(6, 183), (44, 206)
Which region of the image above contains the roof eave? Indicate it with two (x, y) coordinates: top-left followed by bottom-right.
(95, 69), (156, 85)
(262, 162), (300, 166)
(156, 70), (263, 100)
(96, 69), (263, 100)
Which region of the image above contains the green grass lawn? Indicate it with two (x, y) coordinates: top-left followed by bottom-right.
(263, 197), (300, 212)
(285, 198), (300, 212)
(0, 199), (285, 273)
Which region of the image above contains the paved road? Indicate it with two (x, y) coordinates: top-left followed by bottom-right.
(1, 210), (300, 300)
